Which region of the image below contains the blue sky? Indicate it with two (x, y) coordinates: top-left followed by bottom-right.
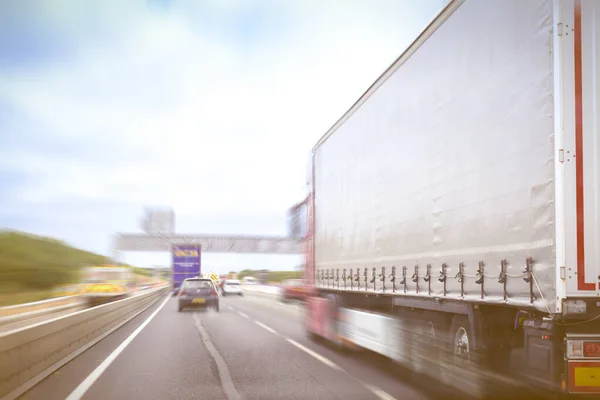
(0, 0), (447, 273)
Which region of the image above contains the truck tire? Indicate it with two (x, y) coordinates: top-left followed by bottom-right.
(450, 316), (472, 365)
(410, 319), (438, 376)
(441, 315), (487, 399)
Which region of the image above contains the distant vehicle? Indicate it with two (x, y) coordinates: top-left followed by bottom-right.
(242, 276), (258, 285)
(257, 270), (269, 284)
(80, 266), (134, 306)
(171, 245), (201, 295)
(177, 278), (219, 312)
(221, 279), (243, 296)
(139, 284), (151, 291)
(278, 279), (308, 302)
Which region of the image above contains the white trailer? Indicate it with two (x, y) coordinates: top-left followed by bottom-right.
(302, 0), (600, 398)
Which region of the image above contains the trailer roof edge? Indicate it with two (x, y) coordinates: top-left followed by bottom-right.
(312, 0), (465, 152)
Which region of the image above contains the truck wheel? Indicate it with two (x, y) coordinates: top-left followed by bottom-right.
(410, 319), (438, 376)
(441, 315), (486, 398)
(178, 305), (183, 312)
(450, 316), (472, 366)
(215, 303), (220, 312)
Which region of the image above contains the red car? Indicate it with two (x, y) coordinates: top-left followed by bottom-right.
(278, 279), (309, 302)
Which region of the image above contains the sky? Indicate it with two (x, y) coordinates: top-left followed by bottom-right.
(0, 0), (447, 273)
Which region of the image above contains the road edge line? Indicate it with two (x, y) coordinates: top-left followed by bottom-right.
(1, 294), (167, 400)
(64, 295), (171, 400)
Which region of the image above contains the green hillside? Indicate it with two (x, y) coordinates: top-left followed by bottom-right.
(0, 230), (150, 305)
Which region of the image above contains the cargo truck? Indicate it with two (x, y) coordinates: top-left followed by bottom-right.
(298, 0), (600, 398)
(80, 265), (134, 306)
(171, 245), (201, 295)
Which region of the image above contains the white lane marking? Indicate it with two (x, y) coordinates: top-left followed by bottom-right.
(286, 338), (342, 371)
(1, 297), (160, 400)
(193, 314), (241, 400)
(364, 385), (397, 400)
(254, 320), (277, 334)
(226, 302), (395, 400)
(228, 306), (235, 311)
(65, 295), (171, 400)
(221, 296), (395, 400)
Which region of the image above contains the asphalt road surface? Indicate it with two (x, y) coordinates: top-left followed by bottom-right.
(19, 290), (431, 400)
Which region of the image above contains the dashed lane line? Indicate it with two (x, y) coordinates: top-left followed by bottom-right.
(364, 384), (398, 400)
(254, 320), (277, 334)
(234, 300), (397, 400)
(65, 295), (171, 400)
(285, 338), (343, 371)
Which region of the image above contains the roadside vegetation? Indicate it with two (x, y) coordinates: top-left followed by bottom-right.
(0, 230), (151, 306)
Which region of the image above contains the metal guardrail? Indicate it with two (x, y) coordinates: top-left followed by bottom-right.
(0, 284), (169, 400)
(0, 296), (81, 319)
(0, 301), (87, 334)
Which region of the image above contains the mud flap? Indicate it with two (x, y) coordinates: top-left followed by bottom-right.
(306, 297), (332, 338)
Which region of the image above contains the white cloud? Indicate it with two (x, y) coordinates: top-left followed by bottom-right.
(0, 0), (447, 268)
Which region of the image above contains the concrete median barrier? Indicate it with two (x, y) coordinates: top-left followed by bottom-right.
(0, 285), (169, 400)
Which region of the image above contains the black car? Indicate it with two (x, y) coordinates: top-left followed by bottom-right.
(177, 278), (220, 312)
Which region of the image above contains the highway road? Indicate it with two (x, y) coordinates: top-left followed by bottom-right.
(18, 290), (431, 400)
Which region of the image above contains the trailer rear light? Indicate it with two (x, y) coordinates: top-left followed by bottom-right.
(211, 289), (217, 296)
(583, 341), (600, 357)
(180, 290), (187, 296)
(567, 340), (584, 358)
